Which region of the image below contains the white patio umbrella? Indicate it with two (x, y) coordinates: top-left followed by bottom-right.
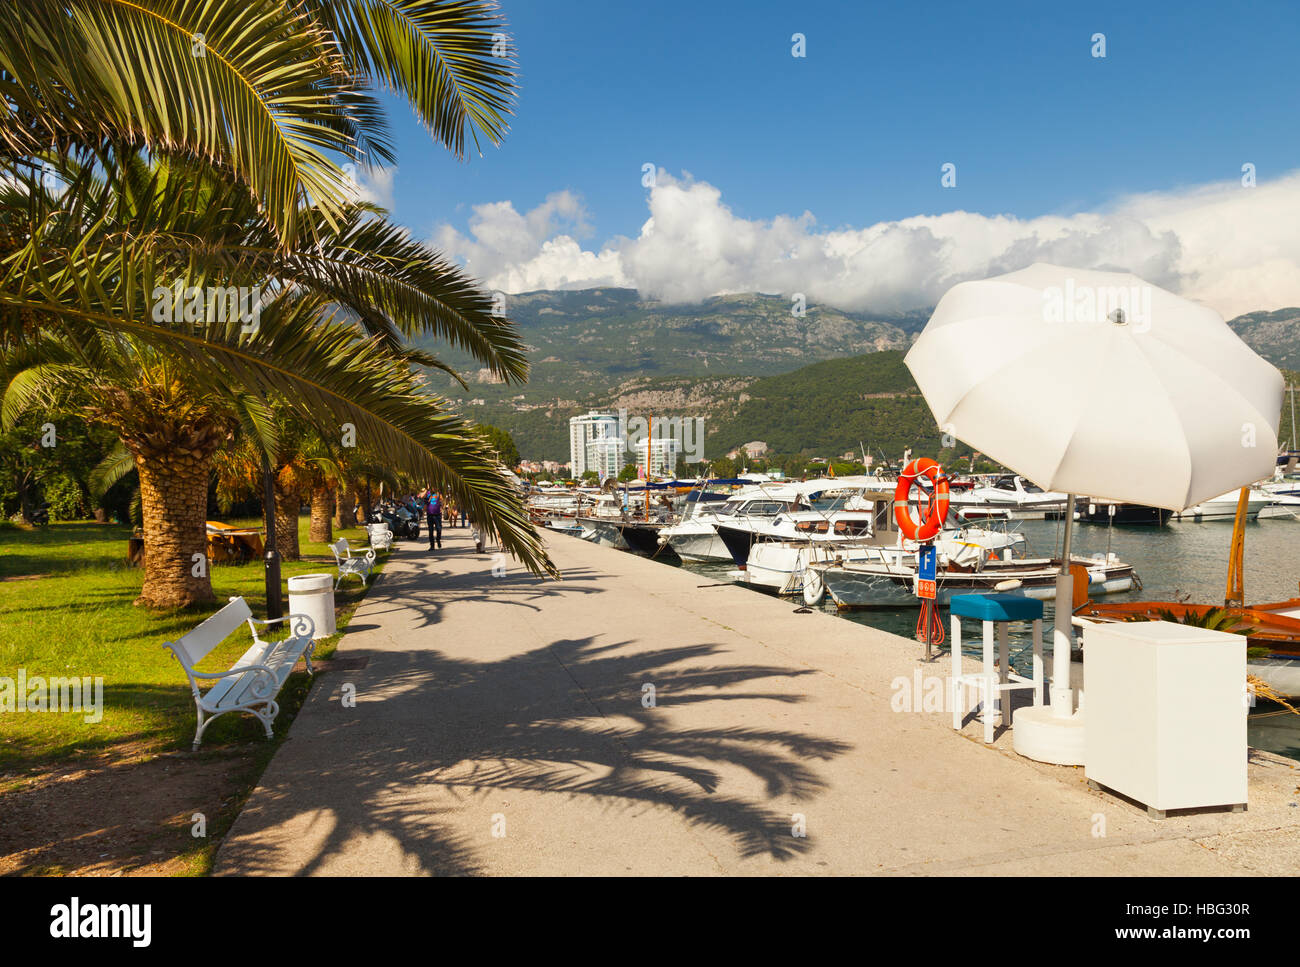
(905, 263), (1283, 744)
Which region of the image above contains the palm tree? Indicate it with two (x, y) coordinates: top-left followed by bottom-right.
(0, 2), (556, 600)
(214, 410), (353, 560)
(2, 153), (553, 606)
(1, 0), (515, 245)
(5, 333), (241, 605)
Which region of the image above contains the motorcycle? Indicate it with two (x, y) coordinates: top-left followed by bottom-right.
(391, 504), (420, 540)
(370, 501), (420, 540)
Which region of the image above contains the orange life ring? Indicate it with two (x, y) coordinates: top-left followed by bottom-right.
(894, 458), (950, 542)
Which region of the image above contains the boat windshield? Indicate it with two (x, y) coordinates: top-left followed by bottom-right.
(737, 500), (786, 516)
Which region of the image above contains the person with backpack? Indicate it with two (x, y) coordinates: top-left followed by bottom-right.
(426, 490), (443, 550)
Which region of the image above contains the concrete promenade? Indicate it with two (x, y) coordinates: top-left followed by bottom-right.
(216, 529), (1300, 876)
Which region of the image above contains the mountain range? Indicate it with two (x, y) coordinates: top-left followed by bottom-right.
(422, 290), (1300, 463)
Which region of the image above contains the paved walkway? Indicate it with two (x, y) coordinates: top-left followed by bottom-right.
(216, 529), (1300, 875)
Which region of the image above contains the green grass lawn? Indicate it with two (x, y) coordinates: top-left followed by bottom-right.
(0, 516), (385, 772)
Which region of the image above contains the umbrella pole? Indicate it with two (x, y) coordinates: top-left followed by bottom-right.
(1052, 494), (1076, 717)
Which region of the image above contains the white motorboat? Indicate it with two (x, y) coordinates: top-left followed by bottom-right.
(816, 552), (1136, 609)
(658, 485), (811, 562)
(947, 474), (1073, 519)
(733, 526), (1027, 596)
(1256, 471), (1300, 520)
(708, 476), (907, 568)
(662, 475), (895, 563)
(1171, 488), (1270, 522)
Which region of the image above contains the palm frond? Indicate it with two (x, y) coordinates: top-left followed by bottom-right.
(1, 0), (376, 243)
(88, 440), (137, 498)
(0, 256), (552, 573)
(305, 0), (516, 158)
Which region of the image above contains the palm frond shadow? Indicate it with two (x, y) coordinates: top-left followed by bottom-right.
(220, 631), (852, 875)
(353, 549), (606, 628)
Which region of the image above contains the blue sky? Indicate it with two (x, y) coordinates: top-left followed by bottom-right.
(371, 0), (1300, 314)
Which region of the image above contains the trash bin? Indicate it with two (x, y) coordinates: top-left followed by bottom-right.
(287, 573), (336, 640)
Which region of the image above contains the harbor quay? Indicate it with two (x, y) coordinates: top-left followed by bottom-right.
(217, 530), (1300, 876)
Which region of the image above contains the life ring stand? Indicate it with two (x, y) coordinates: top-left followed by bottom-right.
(894, 458), (951, 542)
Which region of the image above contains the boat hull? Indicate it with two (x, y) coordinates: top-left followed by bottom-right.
(662, 529), (732, 562)
(616, 522), (677, 559)
(1076, 503), (1173, 526)
(575, 517), (630, 549)
(821, 560), (1134, 609)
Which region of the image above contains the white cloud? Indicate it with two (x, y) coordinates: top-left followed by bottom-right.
(432, 170), (1300, 318)
(344, 165), (396, 212)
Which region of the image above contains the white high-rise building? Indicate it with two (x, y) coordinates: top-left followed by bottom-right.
(587, 438), (624, 481)
(569, 411), (623, 479)
(634, 437), (680, 479)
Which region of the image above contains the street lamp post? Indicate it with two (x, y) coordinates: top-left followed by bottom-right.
(262, 450), (282, 620)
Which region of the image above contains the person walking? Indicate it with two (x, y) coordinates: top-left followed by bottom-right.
(426, 490), (443, 550)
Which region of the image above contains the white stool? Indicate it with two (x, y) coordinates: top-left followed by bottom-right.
(949, 593), (1044, 743)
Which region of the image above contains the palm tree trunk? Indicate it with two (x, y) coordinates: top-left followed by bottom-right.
(336, 480), (357, 528)
(359, 479), (372, 523)
(309, 486), (334, 544)
(134, 451), (215, 608)
(273, 479), (301, 561)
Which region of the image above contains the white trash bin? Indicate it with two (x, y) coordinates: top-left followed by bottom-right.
(287, 573), (336, 640)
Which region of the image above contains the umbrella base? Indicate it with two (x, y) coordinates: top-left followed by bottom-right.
(1013, 705), (1086, 765)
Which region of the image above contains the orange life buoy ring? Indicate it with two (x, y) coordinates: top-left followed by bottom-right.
(894, 458), (950, 542)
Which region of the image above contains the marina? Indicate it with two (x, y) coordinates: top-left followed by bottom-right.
(525, 472), (1300, 762)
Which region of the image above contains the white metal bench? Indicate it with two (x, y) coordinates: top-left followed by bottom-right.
(163, 596), (316, 750)
(365, 522), (394, 552)
(330, 537), (375, 588)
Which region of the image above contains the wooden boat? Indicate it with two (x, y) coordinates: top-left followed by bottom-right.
(1077, 598), (1300, 656)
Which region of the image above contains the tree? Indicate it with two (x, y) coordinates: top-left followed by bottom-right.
(476, 424), (520, 468)
(2, 155), (550, 605)
(710, 457), (737, 479)
(0, 1), (557, 602)
(1, 0), (516, 247)
(617, 464), (638, 482)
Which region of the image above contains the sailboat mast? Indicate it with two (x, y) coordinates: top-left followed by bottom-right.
(645, 413), (653, 518)
(1291, 383), (1296, 451)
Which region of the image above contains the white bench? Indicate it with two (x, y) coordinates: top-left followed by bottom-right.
(365, 522), (394, 552)
(330, 538), (375, 588)
(163, 597), (316, 750)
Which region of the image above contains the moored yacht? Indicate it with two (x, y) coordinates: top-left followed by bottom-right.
(735, 525), (1027, 597)
(816, 552), (1136, 609)
(947, 474), (1073, 519)
(1171, 488), (1269, 522)
(657, 484), (812, 562)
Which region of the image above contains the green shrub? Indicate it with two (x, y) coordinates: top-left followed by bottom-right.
(43, 472), (88, 521)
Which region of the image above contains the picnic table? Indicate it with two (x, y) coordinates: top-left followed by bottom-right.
(206, 521), (265, 564)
